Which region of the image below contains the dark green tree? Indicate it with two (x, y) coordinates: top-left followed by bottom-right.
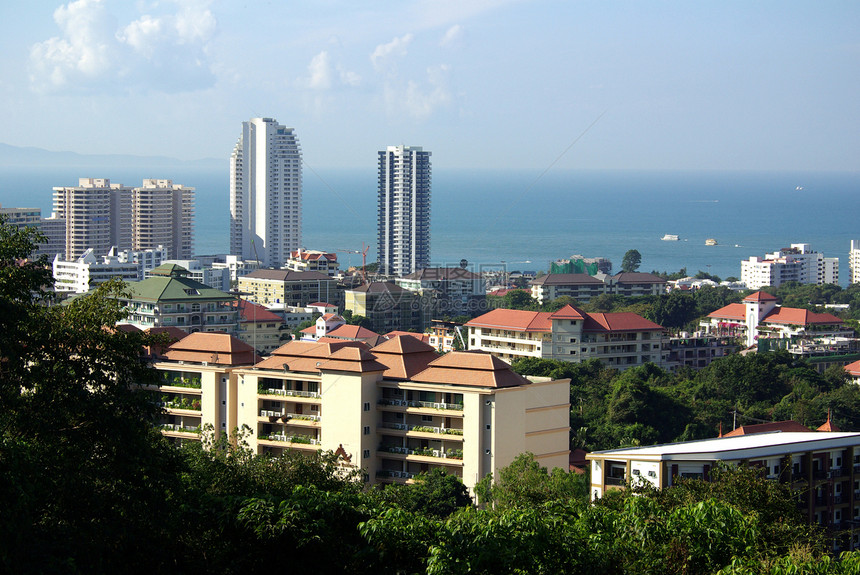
(622, 249), (642, 273)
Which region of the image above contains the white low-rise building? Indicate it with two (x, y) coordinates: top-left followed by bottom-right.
(149, 259), (231, 291)
(850, 240), (860, 285)
(53, 248), (147, 293)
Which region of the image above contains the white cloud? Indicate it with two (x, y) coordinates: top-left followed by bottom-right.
(371, 33), (413, 70)
(386, 64), (452, 119)
(30, 0), (217, 94)
(440, 25), (463, 48)
(29, 0), (117, 91)
(338, 67), (361, 87)
(305, 51), (332, 90)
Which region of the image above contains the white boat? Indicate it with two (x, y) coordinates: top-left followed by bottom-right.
(661, 234), (679, 241)
(705, 238), (718, 246)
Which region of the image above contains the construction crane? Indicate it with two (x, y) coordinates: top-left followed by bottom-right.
(336, 243), (370, 284)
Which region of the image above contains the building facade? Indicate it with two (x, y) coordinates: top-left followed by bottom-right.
(232, 337), (570, 493)
(53, 178), (132, 260)
(466, 305), (668, 369)
(377, 145), (431, 277)
(52, 248), (142, 293)
(850, 240), (860, 285)
(230, 118), (302, 268)
(530, 272), (668, 305)
(132, 179), (194, 259)
(286, 249), (339, 276)
(396, 267), (487, 317)
(741, 243), (839, 290)
(587, 431), (860, 550)
(237, 269), (340, 308)
(345, 281), (432, 334)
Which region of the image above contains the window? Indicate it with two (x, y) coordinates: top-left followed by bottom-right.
(421, 415), (433, 422)
(363, 449), (370, 459)
(486, 424), (491, 430)
(363, 402), (370, 412)
(363, 426), (370, 435)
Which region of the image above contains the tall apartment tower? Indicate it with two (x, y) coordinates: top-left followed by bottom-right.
(132, 179), (194, 259)
(377, 145), (431, 277)
(53, 178), (132, 260)
(230, 118), (302, 269)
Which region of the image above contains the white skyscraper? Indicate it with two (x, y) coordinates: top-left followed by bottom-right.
(230, 118), (302, 269)
(377, 145), (431, 277)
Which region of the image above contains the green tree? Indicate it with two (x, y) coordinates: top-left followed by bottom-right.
(622, 249), (642, 273)
(378, 468), (472, 517)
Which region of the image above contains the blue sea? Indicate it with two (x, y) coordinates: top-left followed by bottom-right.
(1, 165), (858, 285)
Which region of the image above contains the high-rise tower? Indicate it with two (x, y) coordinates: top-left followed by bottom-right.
(230, 118), (302, 268)
(53, 178), (132, 260)
(377, 145), (431, 277)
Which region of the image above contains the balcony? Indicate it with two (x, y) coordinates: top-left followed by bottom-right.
(378, 445), (463, 462)
(377, 398), (464, 411)
(159, 423), (200, 436)
(261, 388), (321, 399)
(378, 422), (464, 438)
(258, 434), (322, 450)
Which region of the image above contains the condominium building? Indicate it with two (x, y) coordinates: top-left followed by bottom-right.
(148, 259), (230, 291)
(0, 204), (41, 228)
(466, 305), (668, 369)
(119, 263), (239, 333)
(396, 267), (487, 317)
(741, 243), (839, 290)
(529, 272), (667, 305)
(344, 281), (433, 333)
(850, 240), (860, 285)
(232, 337), (570, 493)
(230, 117), (302, 268)
(587, 430), (860, 550)
(237, 269), (340, 308)
(377, 145), (431, 277)
(0, 204), (65, 260)
(53, 178), (132, 260)
(234, 299), (286, 354)
(286, 249), (339, 276)
(132, 179), (194, 259)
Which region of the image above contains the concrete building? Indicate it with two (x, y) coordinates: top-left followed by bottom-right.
(466, 305), (668, 369)
(396, 267), (486, 317)
(38, 213), (66, 260)
(0, 204), (41, 228)
(850, 240), (860, 285)
(233, 337), (570, 493)
(345, 281), (433, 334)
(377, 145), (431, 277)
(53, 178), (132, 260)
(131, 179), (194, 259)
(237, 269), (340, 308)
(120, 263), (239, 333)
(702, 291), (851, 348)
(230, 117), (302, 268)
(52, 248), (143, 293)
(286, 249), (339, 276)
(234, 299), (286, 354)
(146, 332), (259, 444)
(587, 430), (860, 550)
(529, 272), (667, 305)
(741, 243), (839, 290)
(149, 259), (230, 291)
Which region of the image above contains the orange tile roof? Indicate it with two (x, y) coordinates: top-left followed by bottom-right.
(708, 303), (746, 320)
(465, 309), (552, 333)
(384, 330), (431, 344)
(163, 332), (259, 365)
(723, 420), (812, 437)
(317, 346), (388, 373)
(548, 304), (587, 321)
(326, 324), (382, 340)
(254, 340), (368, 372)
(370, 335), (439, 379)
(743, 291), (778, 302)
(583, 312), (664, 332)
(234, 299), (284, 323)
(761, 308), (843, 326)
(844, 360), (860, 376)
(411, 351), (531, 388)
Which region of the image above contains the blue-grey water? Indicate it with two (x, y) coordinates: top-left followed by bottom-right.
(1, 165), (857, 285)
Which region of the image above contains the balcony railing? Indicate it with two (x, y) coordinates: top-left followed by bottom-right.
(260, 434), (320, 445)
(379, 445), (463, 460)
(262, 388), (321, 399)
(379, 422), (463, 435)
(159, 424), (200, 434)
(377, 399), (464, 411)
(376, 470), (415, 479)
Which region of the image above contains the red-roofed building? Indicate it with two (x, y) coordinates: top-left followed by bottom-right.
(234, 298), (287, 354)
(232, 335), (571, 494)
(702, 291), (852, 349)
(465, 304), (668, 369)
(845, 360), (860, 385)
(286, 249), (339, 276)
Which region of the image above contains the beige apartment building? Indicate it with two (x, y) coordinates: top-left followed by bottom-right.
(226, 336), (570, 492)
(466, 305), (668, 369)
(132, 179), (194, 259)
(238, 269), (340, 308)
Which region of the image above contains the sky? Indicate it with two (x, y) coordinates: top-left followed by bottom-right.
(0, 0), (858, 171)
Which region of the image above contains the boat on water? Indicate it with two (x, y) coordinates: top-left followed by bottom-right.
(705, 238), (718, 246)
(661, 234), (680, 241)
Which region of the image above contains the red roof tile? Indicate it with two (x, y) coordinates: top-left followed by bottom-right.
(723, 420), (812, 437)
(583, 312), (664, 332)
(370, 336), (439, 379)
(316, 346), (388, 373)
(743, 291), (778, 302)
(163, 332), (259, 365)
(326, 324), (382, 340)
(465, 309), (552, 333)
(548, 304), (587, 321)
(384, 330), (431, 344)
(844, 360), (860, 376)
(761, 308), (843, 326)
(708, 303), (746, 320)
(411, 351), (532, 388)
